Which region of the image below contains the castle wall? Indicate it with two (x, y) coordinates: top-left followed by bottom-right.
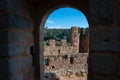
(44, 53), (88, 80)
(79, 28), (89, 53)
(44, 27), (89, 80)
(44, 46), (74, 56)
(44, 39), (75, 56)
(44, 27), (89, 56)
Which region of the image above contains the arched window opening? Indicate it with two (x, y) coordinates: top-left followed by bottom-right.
(44, 58), (50, 66)
(43, 7), (89, 80)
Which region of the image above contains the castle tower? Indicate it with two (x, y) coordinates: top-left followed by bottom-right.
(48, 39), (56, 47)
(71, 27), (80, 53)
(61, 39), (67, 46)
(79, 28), (89, 53)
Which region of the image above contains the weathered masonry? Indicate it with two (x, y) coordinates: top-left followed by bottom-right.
(44, 27), (89, 56)
(44, 27), (88, 80)
(0, 0), (120, 80)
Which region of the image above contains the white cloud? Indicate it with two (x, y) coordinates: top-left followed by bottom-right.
(46, 19), (55, 24)
(48, 25), (69, 29)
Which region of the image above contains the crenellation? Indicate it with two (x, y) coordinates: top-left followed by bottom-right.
(44, 27), (89, 80)
(44, 27), (89, 56)
(48, 39), (56, 47)
(60, 39), (67, 46)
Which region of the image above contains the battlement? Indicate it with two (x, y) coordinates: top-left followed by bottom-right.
(44, 27), (89, 56)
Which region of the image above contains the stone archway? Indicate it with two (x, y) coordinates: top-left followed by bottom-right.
(32, 1), (89, 79)
(1, 0), (120, 80)
(39, 5), (90, 80)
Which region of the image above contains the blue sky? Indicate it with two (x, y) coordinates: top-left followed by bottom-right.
(45, 7), (89, 29)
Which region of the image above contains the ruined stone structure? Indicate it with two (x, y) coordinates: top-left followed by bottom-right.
(44, 27), (89, 80)
(71, 27), (80, 53)
(44, 27), (89, 56)
(0, 0), (120, 80)
(79, 28), (89, 53)
(44, 53), (88, 80)
(44, 39), (74, 55)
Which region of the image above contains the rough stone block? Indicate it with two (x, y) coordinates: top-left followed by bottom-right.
(119, 9), (120, 25)
(90, 29), (120, 52)
(23, 55), (33, 67)
(90, 0), (114, 25)
(90, 75), (119, 80)
(0, 0), (7, 10)
(0, 57), (24, 75)
(23, 67), (34, 80)
(0, 44), (25, 56)
(0, 0), (21, 13)
(17, 32), (33, 42)
(89, 53), (118, 75)
(0, 30), (15, 42)
(8, 13), (30, 29)
(0, 73), (23, 80)
(0, 13), (30, 29)
(0, 55), (32, 75)
(6, 0), (21, 12)
(17, 32), (26, 42)
(0, 13), (8, 27)
(118, 60), (120, 76)
(26, 32), (33, 42)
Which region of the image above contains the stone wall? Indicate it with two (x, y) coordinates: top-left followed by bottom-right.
(45, 53), (88, 72)
(0, 0), (35, 80)
(88, 28), (120, 80)
(79, 28), (89, 53)
(44, 27), (89, 56)
(44, 27), (89, 80)
(44, 53), (88, 80)
(44, 39), (75, 56)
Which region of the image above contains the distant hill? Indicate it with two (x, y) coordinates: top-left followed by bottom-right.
(44, 28), (71, 43)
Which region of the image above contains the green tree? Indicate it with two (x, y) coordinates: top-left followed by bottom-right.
(44, 28), (71, 43)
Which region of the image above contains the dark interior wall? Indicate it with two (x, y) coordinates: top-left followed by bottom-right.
(37, 0), (120, 80)
(89, 0), (115, 25)
(0, 0), (35, 80)
(89, 0), (120, 80)
(0, 0), (120, 80)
